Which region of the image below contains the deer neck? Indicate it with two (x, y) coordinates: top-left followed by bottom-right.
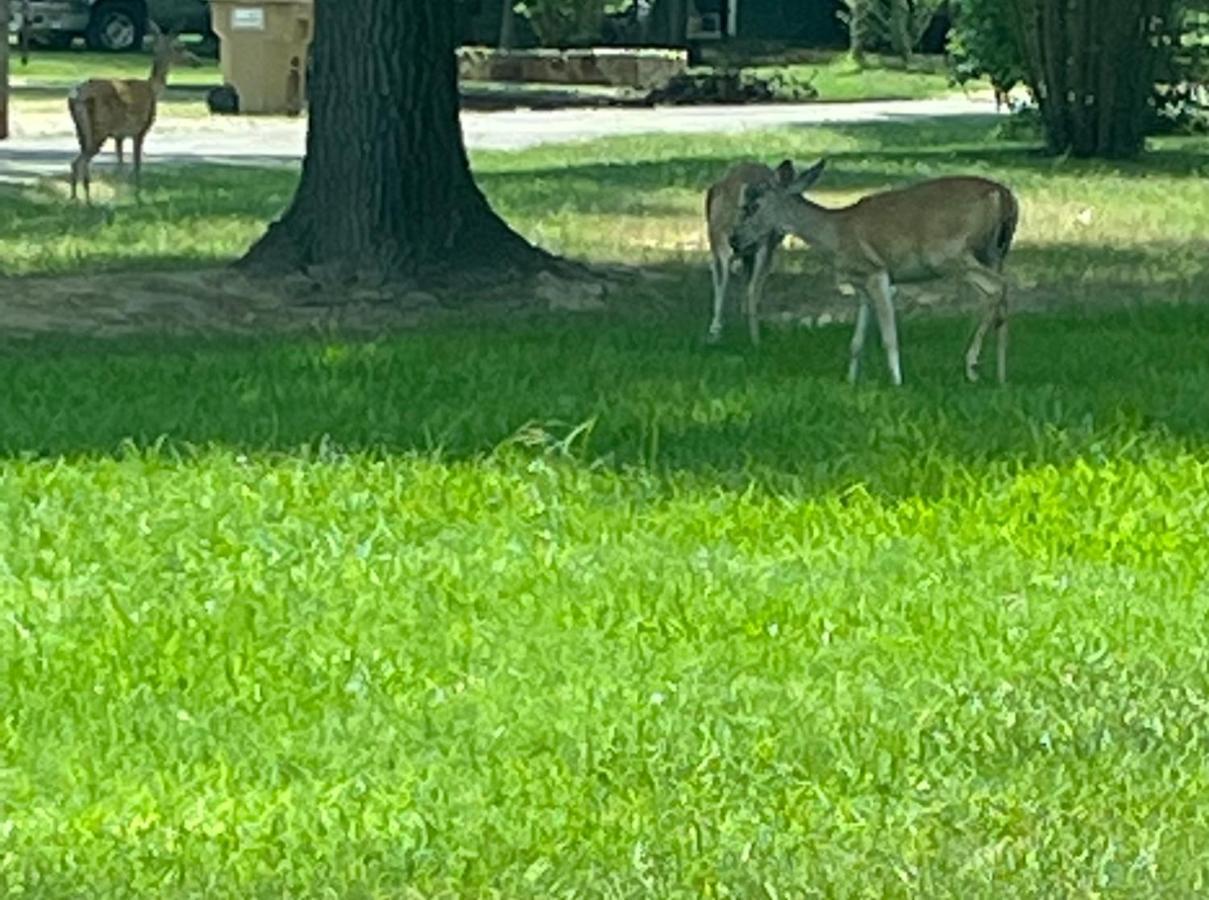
(149, 55), (172, 95)
(778, 196), (842, 254)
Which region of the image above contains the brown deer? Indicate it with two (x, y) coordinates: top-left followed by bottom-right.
(731, 160), (1019, 386)
(705, 160), (801, 346)
(67, 22), (199, 203)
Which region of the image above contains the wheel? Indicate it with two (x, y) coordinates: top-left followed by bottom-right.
(86, 2), (146, 53)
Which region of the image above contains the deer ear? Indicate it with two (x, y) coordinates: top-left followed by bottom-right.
(788, 159), (826, 194)
(147, 20), (162, 37)
(774, 159), (795, 185)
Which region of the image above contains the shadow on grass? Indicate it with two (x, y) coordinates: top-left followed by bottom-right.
(2, 257), (1209, 502)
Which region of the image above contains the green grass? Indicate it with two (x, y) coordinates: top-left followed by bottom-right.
(7, 47), (221, 87)
(696, 50), (984, 102)
(3, 119), (1209, 895)
(3, 117), (1207, 312)
(753, 55), (974, 102)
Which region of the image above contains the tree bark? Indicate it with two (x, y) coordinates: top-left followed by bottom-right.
(498, 0), (516, 50)
(239, 0), (553, 283)
(0, 0), (10, 141)
(1009, 0), (1177, 158)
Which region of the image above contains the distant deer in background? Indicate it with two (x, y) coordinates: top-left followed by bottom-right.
(67, 22), (200, 203)
(705, 160), (803, 346)
(731, 160), (1019, 386)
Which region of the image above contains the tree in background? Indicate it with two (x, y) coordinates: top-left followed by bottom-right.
(241, 0), (552, 283)
(517, 0), (606, 46)
(951, 0), (1205, 156)
(1008, 0), (1185, 158)
(839, 0), (947, 64)
(948, 0), (1026, 103)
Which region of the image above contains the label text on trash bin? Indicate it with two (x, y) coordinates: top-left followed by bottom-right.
(231, 7), (267, 30)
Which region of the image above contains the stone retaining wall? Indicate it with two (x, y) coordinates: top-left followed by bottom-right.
(458, 47), (689, 90)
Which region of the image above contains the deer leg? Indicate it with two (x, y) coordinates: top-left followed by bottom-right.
(72, 150), (96, 205)
(133, 135), (144, 200)
(995, 293), (1009, 385)
(847, 295), (872, 384)
(115, 137), (125, 167)
(962, 264), (1007, 383)
(707, 252), (730, 344)
(868, 271), (902, 386)
(745, 242), (773, 347)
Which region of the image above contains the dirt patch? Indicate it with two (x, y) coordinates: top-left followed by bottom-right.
(0, 265), (683, 341)
(0, 263), (1068, 344)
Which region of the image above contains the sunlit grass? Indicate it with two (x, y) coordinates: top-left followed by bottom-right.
(1, 117), (1209, 896)
(753, 55), (977, 102)
(8, 48), (221, 86)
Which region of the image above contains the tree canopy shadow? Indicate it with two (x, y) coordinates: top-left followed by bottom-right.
(1, 249), (1208, 503)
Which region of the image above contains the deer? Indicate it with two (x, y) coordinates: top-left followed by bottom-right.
(705, 160), (803, 346)
(67, 22), (200, 203)
(730, 159), (1019, 387)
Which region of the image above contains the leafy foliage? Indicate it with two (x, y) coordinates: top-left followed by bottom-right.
(838, 0), (947, 62)
(515, 0), (616, 46)
(947, 0), (1027, 95)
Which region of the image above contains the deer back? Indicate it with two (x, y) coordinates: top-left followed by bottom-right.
(833, 176), (1018, 277)
(69, 79), (159, 147)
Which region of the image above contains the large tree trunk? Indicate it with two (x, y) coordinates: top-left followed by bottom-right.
(239, 0), (552, 283)
(0, 0), (10, 141)
(1008, 0), (1178, 158)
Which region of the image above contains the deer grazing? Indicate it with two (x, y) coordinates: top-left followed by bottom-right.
(705, 160), (802, 346)
(67, 23), (199, 203)
(730, 160), (1019, 386)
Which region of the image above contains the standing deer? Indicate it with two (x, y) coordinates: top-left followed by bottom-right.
(67, 23), (199, 203)
(730, 160), (1019, 386)
(705, 160), (801, 346)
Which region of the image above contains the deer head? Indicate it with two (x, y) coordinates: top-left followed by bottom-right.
(147, 20), (203, 78)
(730, 158), (827, 255)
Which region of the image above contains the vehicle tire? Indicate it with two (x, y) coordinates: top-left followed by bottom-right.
(86, 2), (146, 53)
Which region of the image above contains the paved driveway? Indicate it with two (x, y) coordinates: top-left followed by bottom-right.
(0, 95), (1001, 185)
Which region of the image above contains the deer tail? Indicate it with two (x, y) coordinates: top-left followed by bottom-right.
(995, 187), (1020, 265)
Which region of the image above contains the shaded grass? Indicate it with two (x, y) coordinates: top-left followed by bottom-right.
(2, 117), (1209, 896)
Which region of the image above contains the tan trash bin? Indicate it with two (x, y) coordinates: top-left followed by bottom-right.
(209, 0), (314, 116)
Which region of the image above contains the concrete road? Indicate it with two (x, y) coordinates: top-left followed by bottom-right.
(0, 95), (1001, 185)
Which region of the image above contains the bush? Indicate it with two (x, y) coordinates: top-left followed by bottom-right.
(517, 0), (607, 47)
(946, 0), (1026, 97)
(645, 68), (819, 105)
(838, 0), (948, 63)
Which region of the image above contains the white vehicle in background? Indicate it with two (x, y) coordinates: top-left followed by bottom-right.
(9, 0), (211, 52)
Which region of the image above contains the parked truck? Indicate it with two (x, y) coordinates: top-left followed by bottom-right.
(11, 0), (210, 52)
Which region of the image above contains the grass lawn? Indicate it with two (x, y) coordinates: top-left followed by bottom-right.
(2, 119), (1209, 895)
(753, 55), (977, 102)
(7, 47), (222, 87)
